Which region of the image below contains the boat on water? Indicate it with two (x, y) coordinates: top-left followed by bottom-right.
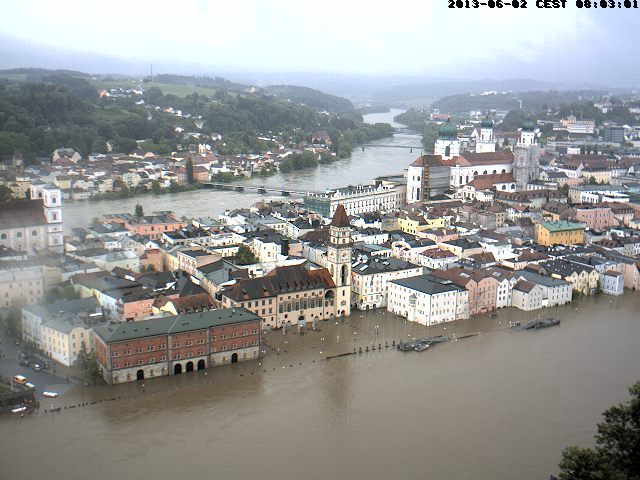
(42, 391), (58, 398)
(523, 318), (560, 330)
(417, 335), (448, 345)
(414, 342), (430, 352)
(397, 341), (417, 352)
(536, 318), (560, 329)
(509, 321), (521, 328)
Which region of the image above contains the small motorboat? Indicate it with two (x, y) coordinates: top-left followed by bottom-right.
(414, 342), (430, 352)
(12, 406), (27, 414)
(42, 391), (58, 398)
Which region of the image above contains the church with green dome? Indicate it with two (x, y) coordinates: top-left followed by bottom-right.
(476, 115), (495, 153)
(434, 118), (460, 160)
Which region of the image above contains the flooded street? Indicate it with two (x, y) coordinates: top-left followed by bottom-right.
(2, 293), (639, 480)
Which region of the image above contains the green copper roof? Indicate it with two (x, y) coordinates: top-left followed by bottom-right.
(540, 221), (584, 232)
(438, 118), (457, 139)
(480, 116), (493, 128)
(522, 118), (536, 132)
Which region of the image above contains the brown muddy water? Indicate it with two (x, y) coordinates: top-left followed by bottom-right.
(1, 293), (639, 480)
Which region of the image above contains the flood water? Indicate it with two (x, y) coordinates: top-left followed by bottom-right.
(2, 293), (639, 480)
(62, 110), (422, 232)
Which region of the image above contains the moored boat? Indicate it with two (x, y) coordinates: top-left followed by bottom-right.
(414, 342), (430, 352)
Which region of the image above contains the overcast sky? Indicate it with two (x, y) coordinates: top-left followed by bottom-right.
(1, 0), (637, 85)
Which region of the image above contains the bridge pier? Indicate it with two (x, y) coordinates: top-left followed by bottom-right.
(235, 186), (244, 192)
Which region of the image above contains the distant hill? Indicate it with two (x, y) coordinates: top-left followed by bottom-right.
(432, 89), (608, 114)
(372, 78), (563, 106)
(153, 74), (248, 93)
(264, 85), (354, 113)
(0, 67), (92, 82)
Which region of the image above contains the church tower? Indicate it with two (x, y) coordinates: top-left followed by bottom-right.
(30, 183), (64, 253)
(475, 116), (496, 153)
(434, 118), (460, 160)
(513, 118), (541, 191)
(326, 204), (352, 317)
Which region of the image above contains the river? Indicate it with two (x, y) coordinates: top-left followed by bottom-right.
(62, 110), (422, 232)
(1, 293), (639, 480)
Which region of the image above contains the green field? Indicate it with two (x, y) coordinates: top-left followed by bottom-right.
(93, 79), (221, 98)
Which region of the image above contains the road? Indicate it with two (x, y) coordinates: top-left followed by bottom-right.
(0, 326), (73, 398)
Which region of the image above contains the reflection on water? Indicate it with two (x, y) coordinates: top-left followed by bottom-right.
(2, 293), (639, 480)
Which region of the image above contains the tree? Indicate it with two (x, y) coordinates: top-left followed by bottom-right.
(76, 341), (103, 384)
(6, 303), (22, 338)
(134, 203), (144, 218)
(0, 185), (13, 202)
(186, 158), (194, 184)
(234, 244), (257, 265)
(151, 180), (162, 193)
(557, 381), (640, 480)
(588, 176), (598, 185)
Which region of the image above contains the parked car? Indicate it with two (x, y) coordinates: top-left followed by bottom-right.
(20, 359), (30, 367)
(32, 363), (42, 372)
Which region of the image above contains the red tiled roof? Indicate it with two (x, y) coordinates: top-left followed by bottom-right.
(458, 151), (514, 166)
(467, 173), (515, 190)
(410, 155), (447, 167)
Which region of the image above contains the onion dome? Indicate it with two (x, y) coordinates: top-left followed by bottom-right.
(480, 116), (493, 128)
(522, 117), (536, 132)
(438, 118), (458, 139)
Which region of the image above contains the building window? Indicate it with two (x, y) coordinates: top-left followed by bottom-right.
(16, 232), (23, 238)
(31, 230), (38, 237)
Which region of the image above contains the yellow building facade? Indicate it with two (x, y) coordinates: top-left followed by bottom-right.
(535, 221), (585, 247)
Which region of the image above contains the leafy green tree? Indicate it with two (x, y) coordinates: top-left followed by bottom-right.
(0, 185), (13, 202)
(234, 244), (257, 265)
(134, 203), (144, 218)
(557, 381), (640, 480)
(151, 180), (162, 193)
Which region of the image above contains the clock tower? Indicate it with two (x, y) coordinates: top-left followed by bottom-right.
(327, 204), (352, 317)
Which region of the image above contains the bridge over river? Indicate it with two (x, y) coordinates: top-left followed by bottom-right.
(203, 182), (316, 197)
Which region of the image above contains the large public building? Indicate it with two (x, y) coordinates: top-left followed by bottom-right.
(93, 308), (261, 384)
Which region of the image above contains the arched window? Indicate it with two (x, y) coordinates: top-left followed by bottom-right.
(38, 192), (43, 198)
(51, 197), (57, 204)
(445, 146), (450, 157)
(31, 230), (37, 237)
(483, 170), (488, 175)
(502, 169), (506, 174)
(16, 232), (23, 238)
(493, 170), (497, 174)
(502, 185), (506, 190)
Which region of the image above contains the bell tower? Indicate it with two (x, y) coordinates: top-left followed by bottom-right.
(326, 204), (352, 317)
